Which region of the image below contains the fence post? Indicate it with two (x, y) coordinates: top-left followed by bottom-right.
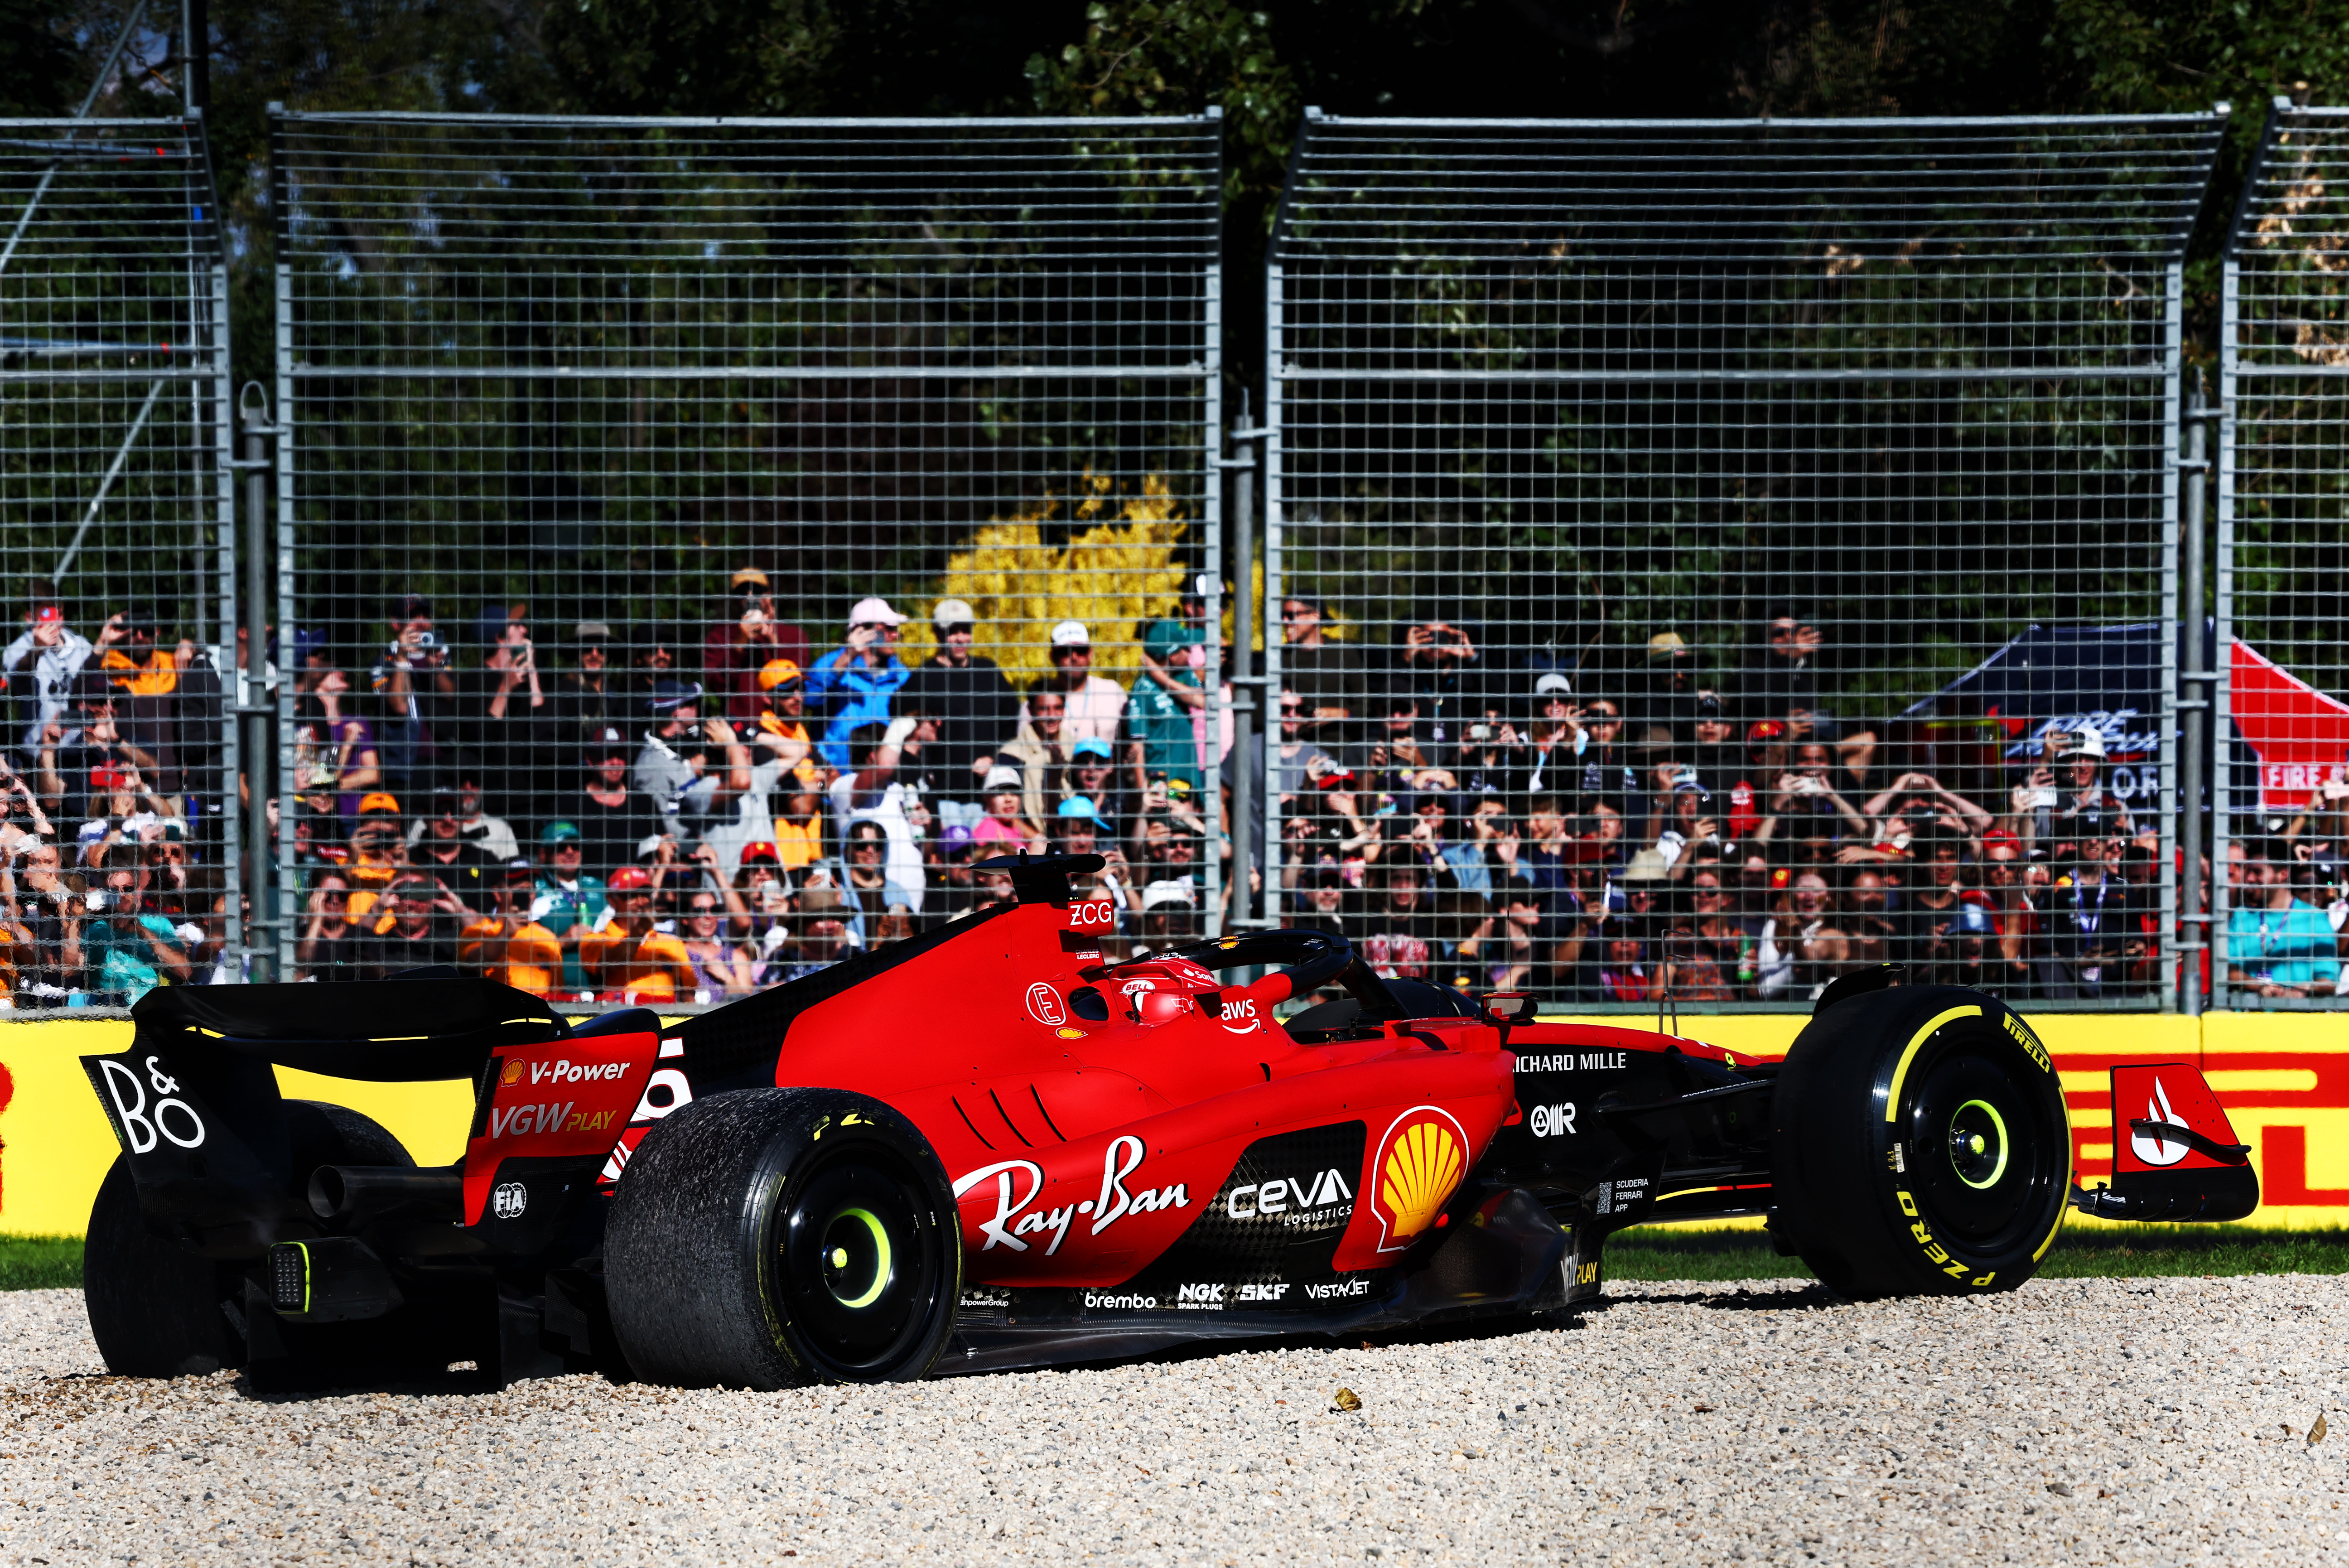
(236, 383), (275, 983)
(1224, 391), (1270, 928)
(2178, 375), (2212, 1016)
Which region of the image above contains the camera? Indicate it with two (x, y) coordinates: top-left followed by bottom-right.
(410, 630), (438, 652)
(1467, 724), (1494, 743)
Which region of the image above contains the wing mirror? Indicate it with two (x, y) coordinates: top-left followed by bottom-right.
(1480, 991), (1534, 1045)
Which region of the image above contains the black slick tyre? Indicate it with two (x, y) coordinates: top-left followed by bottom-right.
(84, 1099), (416, 1378)
(84, 1157), (246, 1377)
(1768, 986), (2068, 1299)
(603, 1088), (962, 1389)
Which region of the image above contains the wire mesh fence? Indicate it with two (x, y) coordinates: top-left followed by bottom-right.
(269, 111), (1224, 999)
(2217, 100), (2349, 1010)
(0, 113), (235, 1008)
(1263, 110), (2225, 1011)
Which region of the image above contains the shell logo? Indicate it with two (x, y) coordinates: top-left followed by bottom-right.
(499, 1059), (525, 1087)
(1369, 1105), (1468, 1253)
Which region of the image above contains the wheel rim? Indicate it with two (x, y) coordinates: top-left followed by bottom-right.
(771, 1139), (943, 1378)
(1901, 1031), (2062, 1254)
(1947, 1099), (2010, 1189)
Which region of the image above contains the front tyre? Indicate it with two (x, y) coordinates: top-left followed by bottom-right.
(1769, 987), (2068, 1298)
(604, 1089), (961, 1389)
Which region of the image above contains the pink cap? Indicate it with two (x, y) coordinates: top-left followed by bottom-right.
(847, 597), (906, 627)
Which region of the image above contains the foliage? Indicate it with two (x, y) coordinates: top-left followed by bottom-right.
(897, 471), (1190, 688)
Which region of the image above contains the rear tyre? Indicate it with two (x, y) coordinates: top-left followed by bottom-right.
(604, 1088), (961, 1389)
(84, 1158), (246, 1377)
(1769, 986), (2068, 1299)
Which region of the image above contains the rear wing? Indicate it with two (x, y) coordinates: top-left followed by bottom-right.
(79, 976), (576, 1253)
(2072, 1062), (2258, 1223)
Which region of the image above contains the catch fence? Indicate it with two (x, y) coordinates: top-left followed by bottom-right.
(2218, 101), (2349, 1009)
(1264, 110), (2227, 1010)
(0, 113), (237, 999)
(269, 111), (1225, 989)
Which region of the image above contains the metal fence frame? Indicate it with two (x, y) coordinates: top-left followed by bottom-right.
(2216, 98), (2349, 1011)
(1262, 108), (2227, 1011)
(0, 111), (240, 978)
(267, 109), (1227, 990)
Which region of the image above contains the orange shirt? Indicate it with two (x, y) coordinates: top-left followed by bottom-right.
(101, 648), (178, 697)
(757, 714), (824, 790)
(579, 925), (697, 1002)
(460, 916), (563, 996)
(772, 816), (822, 870)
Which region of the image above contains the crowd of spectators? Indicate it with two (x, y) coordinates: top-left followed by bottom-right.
(5, 566), (2330, 1010)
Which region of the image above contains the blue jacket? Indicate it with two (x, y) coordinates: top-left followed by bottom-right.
(806, 648), (911, 768)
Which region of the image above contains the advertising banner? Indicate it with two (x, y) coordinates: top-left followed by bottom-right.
(3, 1013), (2341, 1239)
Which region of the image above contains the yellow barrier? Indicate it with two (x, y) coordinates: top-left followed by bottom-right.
(3, 1011), (2341, 1236)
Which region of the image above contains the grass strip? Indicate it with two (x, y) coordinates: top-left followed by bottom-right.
(0, 1235), (82, 1291)
(1604, 1223), (2349, 1283)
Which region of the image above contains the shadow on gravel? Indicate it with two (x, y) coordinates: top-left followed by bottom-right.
(1607, 1283), (1847, 1312)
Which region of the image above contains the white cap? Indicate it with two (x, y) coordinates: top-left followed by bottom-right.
(1534, 672), (1573, 695)
(982, 765), (1024, 791)
(1142, 878), (1196, 910)
(1050, 620), (1090, 648)
(848, 597), (907, 627)
(2056, 730), (2107, 760)
(1190, 573), (1215, 600)
(932, 598), (977, 628)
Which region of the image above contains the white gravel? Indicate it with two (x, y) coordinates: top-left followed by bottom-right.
(1, 1274), (2345, 1565)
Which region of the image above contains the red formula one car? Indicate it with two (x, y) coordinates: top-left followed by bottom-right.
(79, 854), (2257, 1389)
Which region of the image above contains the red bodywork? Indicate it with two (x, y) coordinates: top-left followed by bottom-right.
(477, 898), (1747, 1289)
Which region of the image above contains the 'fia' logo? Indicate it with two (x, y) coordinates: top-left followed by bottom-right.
(492, 1182), (527, 1220)
(1368, 1106), (1468, 1253)
(1024, 983), (1066, 1027)
(2131, 1077), (2190, 1168)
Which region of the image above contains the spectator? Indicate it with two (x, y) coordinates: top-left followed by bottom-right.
(1128, 612), (1206, 797)
(0, 761), (54, 858)
(1060, 738), (1124, 838)
(3, 601), (92, 757)
(1054, 797), (1133, 911)
(1360, 861), (1438, 980)
(900, 598), (1018, 810)
(36, 681), (167, 831)
(1281, 590), (1369, 742)
(3, 838), (75, 1002)
(1756, 870), (1846, 999)
(2225, 842), (2338, 999)
(703, 567), (810, 726)
(1390, 606), (1485, 743)
(719, 843), (795, 946)
(1684, 691), (1741, 797)
(1022, 621), (1120, 755)
(635, 681), (752, 846)
(1688, 865), (1758, 989)
(292, 667), (381, 822)
(771, 788), (825, 872)
(1131, 879), (1199, 952)
(369, 594), (457, 788)
(548, 621), (619, 739)
(580, 864), (698, 1003)
(747, 660), (825, 795)
(626, 627), (685, 706)
(530, 820), (609, 997)
(566, 727), (668, 878)
(1841, 868), (1900, 966)
(1638, 631), (1700, 732)
(998, 688), (1073, 829)
(407, 785), (497, 911)
(458, 858), (563, 996)
(1745, 608), (1824, 731)
(839, 819), (922, 926)
(806, 598), (911, 769)
(2046, 856), (2127, 999)
(91, 608), (180, 797)
(827, 720), (926, 910)
(972, 764), (1042, 855)
(294, 871), (357, 978)
(78, 864), (193, 1003)
(677, 884), (757, 999)
(1901, 831), (1974, 983)
(463, 605), (547, 809)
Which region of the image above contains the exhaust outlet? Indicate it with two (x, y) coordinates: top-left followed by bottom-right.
(307, 1163), (463, 1223)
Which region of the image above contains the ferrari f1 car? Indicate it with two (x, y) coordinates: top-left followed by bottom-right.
(78, 854), (2258, 1389)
